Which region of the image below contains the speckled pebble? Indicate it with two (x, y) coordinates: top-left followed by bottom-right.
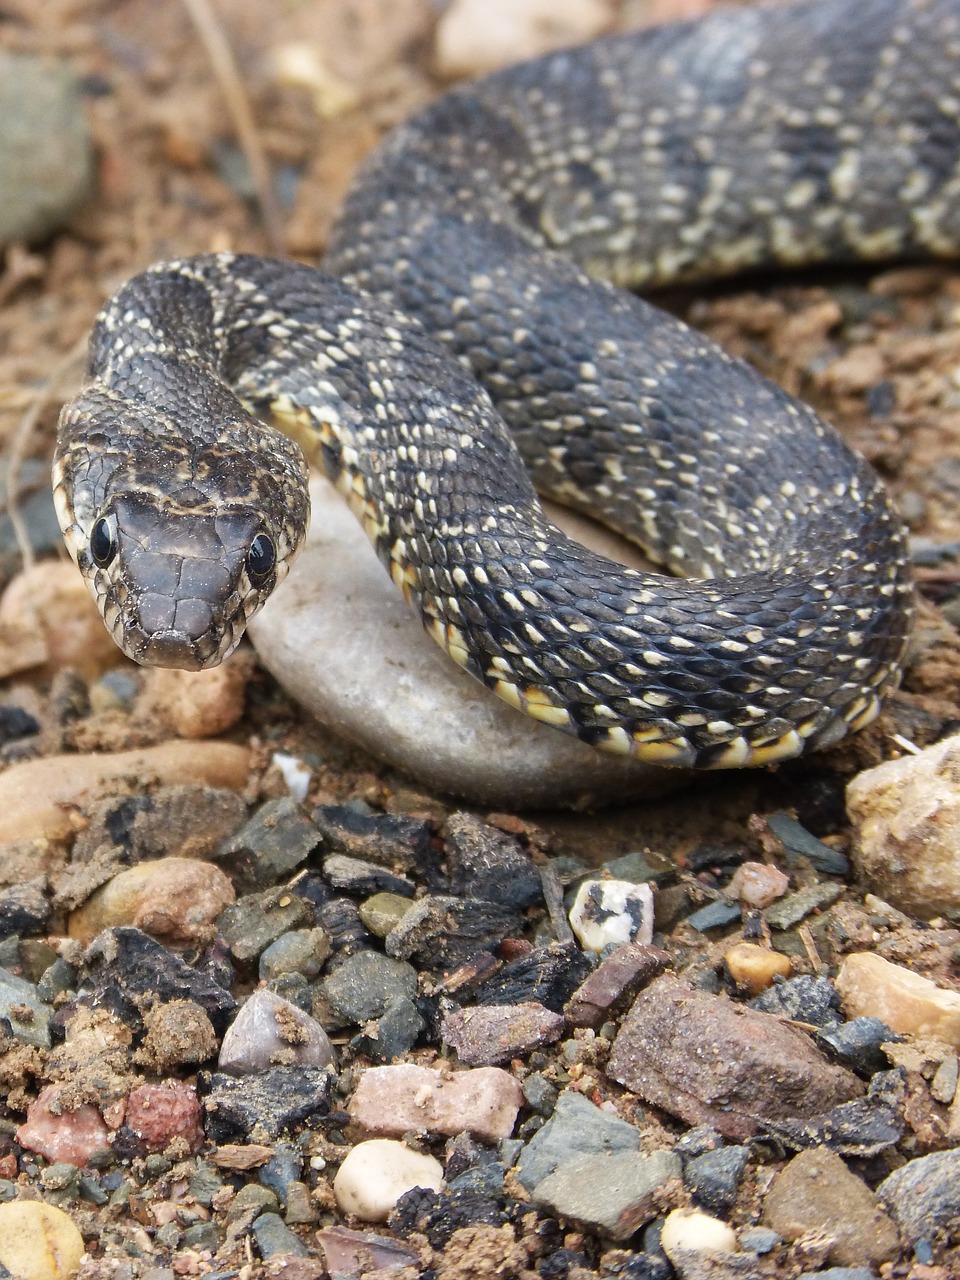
(877, 1149), (960, 1243)
(0, 1200), (86, 1280)
(16, 1085), (108, 1167)
(442, 1001), (565, 1065)
(568, 879), (654, 953)
(332, 1138), (444, 1222)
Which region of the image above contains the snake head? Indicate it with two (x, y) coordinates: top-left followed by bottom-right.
(53, 385), (310, 670)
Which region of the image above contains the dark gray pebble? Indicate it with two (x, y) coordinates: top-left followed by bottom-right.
(0, 878), (49, 940)
(751, 975), (842, 1028)
(258, 928), (330, 981)
(763, 882), (843, 930)
(217, 797), (320, 892)
(516, 1091), (640, 1192)
(198, 1065), (334, 1143)
(877, 1148), (960, 1244)
(322, 852), (415, 898)
(684, 898), (742, 932)
(739, 1226), (781, 1254)
(312, 803), (432, 873)
(474, 943), (592, 1012)
(258, 1144), (304, 1207)
(816, 1016), (901, 1077)
(765, 811), (851, 875)
(674, 1124), (724, 1160)
(218, 889), (315, 963)
(318, 948), (418, 1026)
(252, 1211), (311, 1259)
(444, 811), (543, 909)
(385, 894), (524, 972)
(684, 1144), (750, 1213)
(0, 967), (51, 1047)
(354, 992), (424, 1061)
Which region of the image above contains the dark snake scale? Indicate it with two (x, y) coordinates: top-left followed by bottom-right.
(55, 0), (960, 767)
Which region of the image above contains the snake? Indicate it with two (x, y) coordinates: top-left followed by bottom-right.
(52, 0), (960, 770)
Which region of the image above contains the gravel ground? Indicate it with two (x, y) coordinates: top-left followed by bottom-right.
(1, 1), (960, 1278)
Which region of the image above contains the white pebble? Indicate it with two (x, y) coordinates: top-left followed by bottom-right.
(333, 1138), (444, 1222)
(661, 1208), (738, 1260)
(569, 879), (654, 953)
(271, 750), (312, 802)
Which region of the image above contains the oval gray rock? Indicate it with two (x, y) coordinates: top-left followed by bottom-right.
(250, 478), (682, 809)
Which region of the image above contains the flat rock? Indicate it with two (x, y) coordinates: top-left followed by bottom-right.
(249, 477), (679, 809)
(876, 1148), (960, 1243)
(761, 1147), (898, 1267)
(218, 988), (336, 1074)
(516, 1090), (640, 1192)
(532, 1148), (681, 1241)
(607, 976), (863, 1140)
(442, 1001), (565, 1065)
(348, 1063), (523, 1142)
(847, 733), (960, 917)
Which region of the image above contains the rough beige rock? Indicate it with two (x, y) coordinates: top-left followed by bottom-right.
(139, 653), (253, 738)
(846, 733), (960, 917)
(0, 1200), (86, 1280)
(434, 0), (616, 79)
(660, 1209), (738, 1260)
(724, 942), (792, 995)
(0, 741), (251, 843)
(0, 561), (119, 680)
(67, 857), (235, 945)
(332, 1139), (443, 1222)
(835, 951), (960, 1047)
(349, 1063), (523, 1142)
(250, 478), (680, 809)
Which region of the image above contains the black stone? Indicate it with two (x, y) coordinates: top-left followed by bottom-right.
(322, 853), (415, 898)
(750, 974), (841, 1027)
(385, 895), (524, 973)
(473, 944), (592, 1012)
(684, 899), (742, 932)
(389, 1186), (507, 1249)
(198, 1066), (335, 1142)
(81, 927), (236, 1035)
(444, 812), (543, 909)
(312, 803), (432, 873)
(217, 796), (320, 892)
(765, 811), (850, 875)
(762, 1069), (904, 1157)
(0, 878), (49, 939)
(817, 1016), (902, 1077)
(316, 896), (370, 956)
(684, 1144), (750, 1213)
(0, 704), (39, 744)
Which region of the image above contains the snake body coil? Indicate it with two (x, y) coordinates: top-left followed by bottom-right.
(55, 0), (960, 767)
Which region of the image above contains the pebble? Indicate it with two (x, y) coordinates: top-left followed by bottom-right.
(684, 1145), (750, 1214)
(322, 853), (415, 898)
(444, 811), (543, 909)
(564, 942), (670, 1028)
(764, 811), (851, 876)
(568, 879), (654, 953)
(332, 1138), (444, 1222)
(762, 881), (843, 930)
(217, 796), (320, 892)
(724, 942), (792, 995)
(683, 898), (742, 932)
(0, 966), (52, 1047)
(252, 1211), (311, 1259)
(607, 976), (862, 1140)
(16, 1085), (109, 1167)
(67, 857), (235, 945)
(125, 1081), (204, 1153)
(0, 562), (121, 681)
(660, 1208), (738, 1260)
(0, 741), (251, 844)
(218, 888), (315, 963)
(218, 988), (336, 1074)
(349, 1063), (523, 1142)
(0, 1200), (86, 1280)
(249, 477), (678, 809)
(835, 951), (960, 1047)
(532, 1148), (681, 1241)
(138, 658), (251, 738)
(441, 1000), (565, 1065)
(877, 1149), (960, 1243)
(200, 1065), (334, 1143)
(315, 1225), (421, 1276)
(259, 928), (331, 981)
(846, 733), (960, 917)
(815, 1017), (899, 1077)
(750, 974), (842, 1028)
(470, 943), (591, 1010)
(384, 894), (523, 972)
(318, 948), (418, 1026)
(434, 0), (614, 79)
(358, 892), (414, 937)
(516, 1090), (640, 1192)
(761, 1148), (898, 1267)
(726, 861), (790, 909)
(311, 802), (431, 871)
(135, 999), (218, 1071)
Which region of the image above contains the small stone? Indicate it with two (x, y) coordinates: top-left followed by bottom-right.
(726, 861), (790, 909)
(0, 741), (251, 844)
(259, 928), (331, 981)
(434, 0), (614, 79)
(356, 993), (424, 1062)
(931, 1054), (959, 1104)
(532, 1149), (681, 1241)
(877, 1149), (960, 1243)
(0, 967), (52, 1047)
(251, 478), (677, 809)
(0, 878), (50, 939)
(311, 803), (431, 871)
(472, 943), (592, 1011)
(516, 1091), (640, 1192)
(724, 942), (792, 995)
(815, 1017), (900, 1077)
(846, 732), (960, 917)
(16, 1085), (109, 1167)
(315, 1226), (421, 1276)
(348, 1063), (523, 1142)
(739, 1226), (781, 1255)
(565, 942), (670, 1027)
(660, 1208), (738, 1260)
(442, 1001), (564, 1065)
(322, 853), (415, 898)
(0, 561), (115, 681)
(683, 899), (742, 932)
(68, 857), (235, 946)
(568, 879), (654, 953)
(684, 1146), (750, 1214)
(134, 999), (217, 1071)
(385, 894), (523, 972)
(218, 988), (336, 1074)
(762, 881), (843, 930)
(126, 1081), (204, 1153)
(139, 658), (251, 739)
(318, 949), (418, 1026)
(750, 975), (842, 1028)
(252, 1211), (310, 1259)
(199, 1066), (334, 1143)
(332, 1139), (444, 1222)
(764, 1067), (905, 1158)
(218, 888), (315, 963)
(0, 1200), (86, 1280)
(835, 951), (960, 1047)
(444, 811), (543, 909)
(762, 1148), (898, 1267)
(608, 976), (862, 1140)
(764, 812), (850, 875)
(358, 892), (415, 937)
(216, 796), (320, 892)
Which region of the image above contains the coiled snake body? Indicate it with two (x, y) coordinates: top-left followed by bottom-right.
(55, 0), (960, 768)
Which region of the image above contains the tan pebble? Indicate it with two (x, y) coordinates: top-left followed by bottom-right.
(836, 951), (960, 1047)
(660, 1208), (738, 1259)
(140, 652), (253, 738)
(0, 740), (251, 843)
(847, 733), (960, 918)
(0, 1200), (86, 1280)
(724, 942), (792, 995)
(820, 344), (887, 395)
(333, 1139), (443, 1222)
(0, 562), (121, 680)
(435, 0), (614, 78)
(348, 1063), (524, 1142)
(358, 891), (415, 937)
(68, 856), (235, 944)
(726, 861), (789, 909)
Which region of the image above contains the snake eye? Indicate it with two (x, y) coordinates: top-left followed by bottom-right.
(246, 533), (276, 584)
(90, 515), (117, 568)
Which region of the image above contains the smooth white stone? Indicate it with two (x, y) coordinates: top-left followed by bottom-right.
(569, 879), (655, 953)
(250, 477), (682, 809)
(332, 1138), (444, 1222)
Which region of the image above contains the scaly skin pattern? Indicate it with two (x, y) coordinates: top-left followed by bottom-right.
(56, 0), (960, 766)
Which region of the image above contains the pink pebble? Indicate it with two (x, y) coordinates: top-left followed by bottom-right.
(126, 1080), (203, 1152)
(16, 1084), (109, 1166)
